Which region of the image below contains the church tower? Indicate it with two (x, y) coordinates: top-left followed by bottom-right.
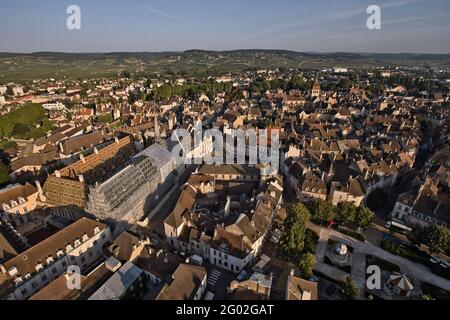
(311, 79), (321, 98)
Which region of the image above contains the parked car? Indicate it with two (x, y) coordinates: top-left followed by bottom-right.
(188, 254), (204, 266)
(440, 261), (450, 269)
(327, 221), (338, 229)
(430, 255), (441, 264)
(237, 270), (248, 281)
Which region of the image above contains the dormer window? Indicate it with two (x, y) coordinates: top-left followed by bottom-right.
(18, 197), (26, 204)
(82, 233), (89, 242)
(74, 239), (81, 247)
(46, 256), (54, 265)
(57, 250), (64, 257)
(35, 263), (43, 272)
(94, 226), (100, 234)
(8, 266), (18, 277)
(14, 277), (23, 285)
(2, 204), (10, 211)
(24, 273), (31, 280)
(66, 244), (73, 253)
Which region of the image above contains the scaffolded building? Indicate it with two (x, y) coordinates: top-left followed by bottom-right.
(86, 155), (159, 224)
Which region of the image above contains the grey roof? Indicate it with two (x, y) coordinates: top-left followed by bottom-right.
(250, 272), (272, 288)
(133, 143), (173, 170)
(88, 261), (143, 300)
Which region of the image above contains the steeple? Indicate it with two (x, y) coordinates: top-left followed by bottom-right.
(311, 75), (321, 98)
(154, 105), (160, 141)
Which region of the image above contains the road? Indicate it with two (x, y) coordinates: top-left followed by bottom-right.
(147, 164), (198, 237)
(309, 222), (450, 297)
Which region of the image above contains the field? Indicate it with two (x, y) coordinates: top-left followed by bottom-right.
(1, 50), (450, 81)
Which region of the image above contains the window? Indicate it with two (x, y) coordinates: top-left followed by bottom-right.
(31, 282), (38, 289)
(224, 254), (228, 260)
(21, 289), (28, 296)
(101, 234), (105, 239)
(41, 275), (48, 282)
(88, 251), (93, 257)
(81, 256), (86, 263)
(51, 268), (57, 274)
(61, 261), (67, 268)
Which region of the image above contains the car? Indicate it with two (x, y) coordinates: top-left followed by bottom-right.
(326, 284), (337, 295)
(439, 261), (450, 269)
(430, 255), (441, 264)
(237, 270), (248, 281)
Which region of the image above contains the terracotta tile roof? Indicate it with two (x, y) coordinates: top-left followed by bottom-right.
(156, 264), (207, 300)
(43, 176), (86, 208)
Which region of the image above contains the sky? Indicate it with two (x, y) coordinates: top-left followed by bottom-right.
(0, 0), (449, 53)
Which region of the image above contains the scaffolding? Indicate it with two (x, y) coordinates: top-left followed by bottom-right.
(86, 156), (159, 223)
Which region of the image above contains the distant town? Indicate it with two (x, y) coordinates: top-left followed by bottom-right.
(0, 57), (449, 301)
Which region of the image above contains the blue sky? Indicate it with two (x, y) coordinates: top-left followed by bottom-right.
(0, 0), (449, 53)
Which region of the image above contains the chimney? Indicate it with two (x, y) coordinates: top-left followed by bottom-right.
(55, 170), (61, 178)
(114, 136), (119, 144)
(78, 174), (84, 183)
(79, 153), (86, 163)
(93, 147), (99, 154)
(59, 142), (64, 153)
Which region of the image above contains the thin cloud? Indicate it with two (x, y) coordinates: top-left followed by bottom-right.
(138, 2), (180, 21)
(240, 0), (422, 41)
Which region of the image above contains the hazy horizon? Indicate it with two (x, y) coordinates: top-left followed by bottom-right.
(1, 49), (450, 55)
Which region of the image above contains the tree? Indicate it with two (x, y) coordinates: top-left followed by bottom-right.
(65, 112), (73, 121)
(336, 202), (357, 226)
(354, 206), (374, 230)
(279, 204), (311, 259)
(298, 253), (316, 279)
(0, 160), (10, 185)
(366, 188), (388, 211)
(424, 224), (450, 254)
(407, 224), (424, 247)
(339, 277), (360, 300)
(303, 229), (319, 254)
(307, 198), (335, 223)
